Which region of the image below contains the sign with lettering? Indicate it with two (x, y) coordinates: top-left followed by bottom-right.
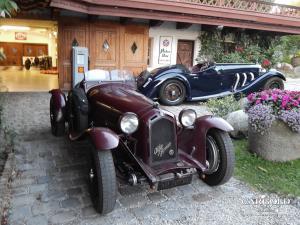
(15, 32), (27, 40)
(158, 36), (172, 64)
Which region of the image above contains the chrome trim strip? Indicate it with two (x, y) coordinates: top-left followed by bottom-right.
(242, 73), (247, 87)
(233, 73), (240, 92)
(143, 78), (152, 88)
(191, 91), (232, 101)
(250, 72), (255, 81)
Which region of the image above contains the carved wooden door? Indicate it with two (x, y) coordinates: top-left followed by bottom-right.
(89, 22), (119, 71)
(58, 20), (87, 90)
(0, 42), (23, 66)
(120, 25), (148, 75)
(176, 40), (194, 68)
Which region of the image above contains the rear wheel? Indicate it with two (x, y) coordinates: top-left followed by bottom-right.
(201, 129), (235, 186)
(50, 98), (65, 136)
(263, 77), (284, 90)
(159, 80), (186, 106)
(87, 146), (117, 214)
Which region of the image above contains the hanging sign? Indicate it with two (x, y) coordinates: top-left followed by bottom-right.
(158, 36), (172, 64)
(15, 32), (27, 40)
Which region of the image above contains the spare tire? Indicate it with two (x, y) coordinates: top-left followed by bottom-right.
(69, 88), (89, 133)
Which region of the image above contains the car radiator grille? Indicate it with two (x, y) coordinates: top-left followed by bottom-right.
(150, 117), (177, 164)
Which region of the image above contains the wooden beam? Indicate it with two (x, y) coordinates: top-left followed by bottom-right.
(120, 17), (132, 25)
(51, 8), (60, 20)
(176, 22), (192, 30)
(88, 14), (98, 22)
(50, 0), (300, 34)
(74, 0), (300, 27)
(149, 20), (164, 27)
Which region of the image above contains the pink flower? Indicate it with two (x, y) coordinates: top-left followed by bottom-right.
(272, 94), (278, 101)
(261, 94), (268, 101)
(256, 99), (261, 105)
(247, 93), (255, 102)
(281, 95), (290, 108)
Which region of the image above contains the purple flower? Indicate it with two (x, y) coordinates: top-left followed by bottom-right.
(248, 104), (275, 135)
(279, 110), (300, 133)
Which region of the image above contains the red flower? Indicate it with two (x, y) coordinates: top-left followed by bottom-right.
(262, 59), (271, 68)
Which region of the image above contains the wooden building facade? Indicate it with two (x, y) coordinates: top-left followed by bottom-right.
(12, 0), (300, 89)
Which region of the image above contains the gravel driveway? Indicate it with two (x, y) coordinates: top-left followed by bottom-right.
(0, 92), (299, 225)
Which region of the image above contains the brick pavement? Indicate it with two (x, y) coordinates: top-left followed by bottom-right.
(0, 92), (299, 225)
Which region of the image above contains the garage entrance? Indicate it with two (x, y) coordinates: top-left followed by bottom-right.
(0, 19), (58, 92)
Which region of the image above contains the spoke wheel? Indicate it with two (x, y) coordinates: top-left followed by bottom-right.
(159, 80), (186, 106)
(263, 77), (284, 90)
(205, 136), (220, 175)
(201, 130), (235, 186)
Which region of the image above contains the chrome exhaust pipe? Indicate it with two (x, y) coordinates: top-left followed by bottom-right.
(233, 73), (240, 92)
(242, 73), (247, 87)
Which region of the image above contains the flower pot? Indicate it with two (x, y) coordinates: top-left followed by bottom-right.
(291, 56), (300, 67)
(248, 119), (300, 162)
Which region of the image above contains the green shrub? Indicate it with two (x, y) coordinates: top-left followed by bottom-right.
(204, 95), (241, 118)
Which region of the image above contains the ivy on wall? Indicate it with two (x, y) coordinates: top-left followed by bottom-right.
(197, 28), (281, 66)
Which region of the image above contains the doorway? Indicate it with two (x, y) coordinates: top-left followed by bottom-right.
(0, 19), (58, 92)
(176, 40), (194, 68)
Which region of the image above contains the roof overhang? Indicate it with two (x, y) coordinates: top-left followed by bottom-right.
(46, 0), (300, 34)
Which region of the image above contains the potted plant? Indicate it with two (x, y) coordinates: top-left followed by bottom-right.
(246, 89), (300, 162)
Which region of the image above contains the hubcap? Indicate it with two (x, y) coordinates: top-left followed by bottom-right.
(205, 136), (220, 174)
(270, 82), (281, 89)
(164, 83), (183, 102)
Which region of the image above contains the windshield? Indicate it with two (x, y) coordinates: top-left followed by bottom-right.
(84, 69), (136, 88)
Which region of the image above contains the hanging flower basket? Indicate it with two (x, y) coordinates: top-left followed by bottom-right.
(246, 89), (300, 162)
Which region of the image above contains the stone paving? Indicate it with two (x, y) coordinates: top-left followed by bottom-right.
(0, 92), (299, 225)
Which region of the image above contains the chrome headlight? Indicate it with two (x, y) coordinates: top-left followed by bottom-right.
(119, 112), (139, 134)
(179, 109), (197, 127)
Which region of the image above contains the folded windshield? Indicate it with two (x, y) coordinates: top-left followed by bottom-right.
(84, 69), (136, 88)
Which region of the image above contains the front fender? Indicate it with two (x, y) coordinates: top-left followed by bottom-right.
(142, 73), (192, 99)
(69, 127), (119, 150)
(49, 89), (66, 122)
(178, 115), (233, 169)
(237, 70), (286, 94)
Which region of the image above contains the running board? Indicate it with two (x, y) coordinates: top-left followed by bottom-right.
(191, 91), (233, 101)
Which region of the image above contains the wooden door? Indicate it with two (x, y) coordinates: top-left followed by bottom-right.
(89, 22), (119, 71)
(23, 44), (48, 56)
(176, 40), (194, 68)
(58, 20), (88, 90)
(120, 24), (148, 75)
(0, 42), (23, 66)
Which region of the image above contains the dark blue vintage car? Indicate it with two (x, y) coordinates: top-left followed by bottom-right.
(137, 62), (285, 105)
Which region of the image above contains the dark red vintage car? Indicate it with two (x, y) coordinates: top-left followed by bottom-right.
(49, 70), (235, 214)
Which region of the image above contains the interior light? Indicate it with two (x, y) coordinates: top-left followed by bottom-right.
(0, 25), (31, 31)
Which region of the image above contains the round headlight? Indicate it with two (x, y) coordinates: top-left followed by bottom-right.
(179, 109), (197, 127)
(119, 112), (139, 134)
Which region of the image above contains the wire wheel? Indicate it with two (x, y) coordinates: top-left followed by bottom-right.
(159, 80), (186, 106)
(205, 136), (220, 175)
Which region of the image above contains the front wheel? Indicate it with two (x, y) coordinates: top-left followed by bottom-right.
(159, 80), (186, 106)
(263, 77), (284, 90)
(87, 146), (117, 214)
(201, 129), (235, 186)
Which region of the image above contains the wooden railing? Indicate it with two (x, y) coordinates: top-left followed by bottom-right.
(174, 0), (300, 18)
